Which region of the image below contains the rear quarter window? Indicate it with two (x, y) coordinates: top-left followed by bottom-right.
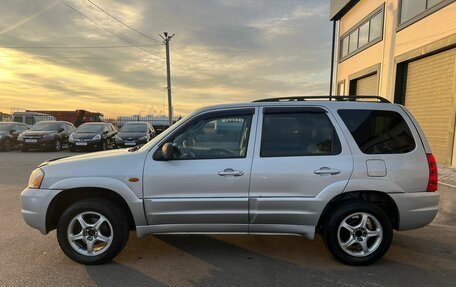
(338, 109), (415, 154)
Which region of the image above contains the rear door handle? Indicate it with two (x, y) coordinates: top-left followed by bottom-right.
(218, 168), (244, 177)
(314, 167), (341, 175)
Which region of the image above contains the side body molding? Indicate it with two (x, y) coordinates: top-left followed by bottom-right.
(48, 177), (147, 226)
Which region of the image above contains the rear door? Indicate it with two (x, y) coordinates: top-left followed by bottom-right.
(249, 106), (353, 233)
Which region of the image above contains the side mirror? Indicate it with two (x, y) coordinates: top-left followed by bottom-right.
(153, 142), (176, 161)
(104, 130), (109, 134)
(58, 128), (64, 133)
(10, 129), (16, 135)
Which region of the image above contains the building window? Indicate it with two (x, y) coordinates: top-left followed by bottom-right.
(339, 5), (384, 61)
(399, 0), (454, 29)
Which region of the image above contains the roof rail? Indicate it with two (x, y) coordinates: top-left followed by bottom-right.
(253, 95), (390, 103)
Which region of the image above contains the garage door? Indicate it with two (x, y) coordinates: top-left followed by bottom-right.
(405, 48), (456, 165)
(356, 73), (378, 95)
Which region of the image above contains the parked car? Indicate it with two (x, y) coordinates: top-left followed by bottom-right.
(21, 96), (439, 266)
(19, 121), (75, 151)
(69, 122), (117, 152)
(0, 122), (29, 151)
(115, 122), (156, 148)
(13, 112), (56, 125)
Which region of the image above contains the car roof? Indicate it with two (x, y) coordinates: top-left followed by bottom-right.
(0, 122), (25, 125)
(196, 100), (395, 113)
(33, 121), (74, 126)
(124, 122), (148, 125)
(79, 122), (107, 125)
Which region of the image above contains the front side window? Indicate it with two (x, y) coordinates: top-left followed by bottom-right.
(170, 114), (253, 160)
(261, 110), (341, 157)
(338, 110), (415, 154)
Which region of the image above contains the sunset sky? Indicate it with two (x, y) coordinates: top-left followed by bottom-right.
(0, 0), (332, 117)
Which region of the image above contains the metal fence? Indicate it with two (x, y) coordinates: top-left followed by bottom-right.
(103, 115), (182, 133)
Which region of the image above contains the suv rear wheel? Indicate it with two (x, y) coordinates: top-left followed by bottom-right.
(322, 200), (393, 266)
(57, 199), (129, 265)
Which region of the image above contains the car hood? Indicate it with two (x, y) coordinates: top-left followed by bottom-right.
(22, 130), (56, 137)
(117, 132), (146, 140)
(39, 148), (148, 190)
(72, 132), (101, 140)
(39, 148), (149, 198)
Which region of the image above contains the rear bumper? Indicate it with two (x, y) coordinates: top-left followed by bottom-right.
(391, 191), (439, 231)
(20, 187), (61, 234)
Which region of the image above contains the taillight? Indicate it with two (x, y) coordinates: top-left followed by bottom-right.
(426, 153), (438, 192)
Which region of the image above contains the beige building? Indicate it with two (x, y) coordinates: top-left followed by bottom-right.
(330, 0), (456, 166)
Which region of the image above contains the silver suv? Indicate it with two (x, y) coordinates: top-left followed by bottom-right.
(21, 96), (439, 265)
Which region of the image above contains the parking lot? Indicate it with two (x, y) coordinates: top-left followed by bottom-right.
(0, 150), (455, 287)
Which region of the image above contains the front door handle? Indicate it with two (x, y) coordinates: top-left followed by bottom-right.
(218, 168), (244, 177)
(314, 167), (341, 175)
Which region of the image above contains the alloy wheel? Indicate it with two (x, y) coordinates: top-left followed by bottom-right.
(337, 212), (383, 257)
(67, 211), (113, 257)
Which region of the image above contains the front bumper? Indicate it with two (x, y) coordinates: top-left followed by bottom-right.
(391, 191), (440, 231)
(115, 138), (147, 148)
(69, 140), (102, 150)
(20, 139), (54, 149)
(20, 187), (61, 234)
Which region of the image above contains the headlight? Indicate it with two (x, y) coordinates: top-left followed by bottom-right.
(69, 133), (74, 142)
(115, 135), (122, 140)
(92, 134), (101, 141)
(0, 134), (3, 139)
(28, 168), (44, 189)
(139, 136), (149, 141)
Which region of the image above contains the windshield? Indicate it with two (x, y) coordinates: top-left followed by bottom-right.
(30, 122), (62, 131)
(0, 124), (12, 131)
(76, 124), (105, 133)
(121, 124), (147, 133)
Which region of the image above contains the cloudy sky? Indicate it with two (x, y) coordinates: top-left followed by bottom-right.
(0, 0), (332, 117)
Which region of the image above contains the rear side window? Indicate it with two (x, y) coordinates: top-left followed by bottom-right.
(338, 109), (415, 154)
(261, 109), (341, 157)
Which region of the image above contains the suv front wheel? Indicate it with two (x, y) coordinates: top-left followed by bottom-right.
(322, 200), (393, 266)
(57, 199), (129, 265)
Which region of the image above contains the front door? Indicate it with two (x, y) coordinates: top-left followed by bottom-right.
(143, 108), (257, 232)
(249, 106), (353, 234)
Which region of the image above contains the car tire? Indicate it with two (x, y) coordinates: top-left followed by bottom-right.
(56, 199), (130, 265)
(54, 139), (62, 151)
(69, 146), (76, 152)
(21, 147), (29, 152)
(322, 200), (393, 266)
(2, 139), (12, 151)
(100, 140), (107, 151)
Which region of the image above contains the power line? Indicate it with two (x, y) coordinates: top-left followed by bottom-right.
(87, 0), (163, 44)
(60, 0), (164, 60)
(0, 44), (160, 49)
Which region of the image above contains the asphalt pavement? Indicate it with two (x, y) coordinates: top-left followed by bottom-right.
(0, 150), (455, 287)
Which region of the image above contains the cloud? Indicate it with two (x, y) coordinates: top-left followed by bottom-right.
(0, 0), (331, 116)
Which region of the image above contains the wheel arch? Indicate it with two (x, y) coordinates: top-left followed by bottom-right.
(317, 190), (400, 230)
(46, 187), (142, 233)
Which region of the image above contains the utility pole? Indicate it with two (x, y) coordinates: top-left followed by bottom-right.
(160, 32), (175, 126)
